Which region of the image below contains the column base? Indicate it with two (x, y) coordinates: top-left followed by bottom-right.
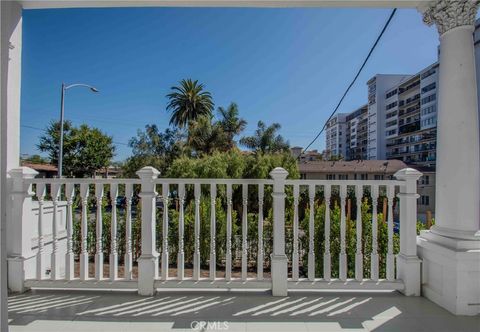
(417, 230), (480, 315)
(396, 253), (421, 296)
(7, 254), (36, 292)
(271, 254), (288, 296)
(137, 253), (159, 296)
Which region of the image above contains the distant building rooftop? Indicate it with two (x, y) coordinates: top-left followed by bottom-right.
(21, 162), (58, 172)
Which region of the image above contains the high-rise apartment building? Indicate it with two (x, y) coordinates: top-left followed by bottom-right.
(385, 63), (439, 165)
(325, 113), (348, 159)
(366, 74), (411, 160)
(325, 19), (480, 166)
(346, 105), (368, 160)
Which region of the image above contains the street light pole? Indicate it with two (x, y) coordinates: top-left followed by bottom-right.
(57, 83), (99, 178)
(58, 83), (66, 178)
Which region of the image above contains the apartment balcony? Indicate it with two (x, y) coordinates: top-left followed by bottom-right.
(398, 122), (421, 135)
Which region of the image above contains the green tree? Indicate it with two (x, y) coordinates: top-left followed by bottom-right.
(240, 121), (290, 154)
(187, 116), (229, 155)
(37, 121), (115, 177)
(21, 154), (49, 164)
(166, 79), (214, 128)
(217, 103), (247, 149)
(122, 125), (185, 177)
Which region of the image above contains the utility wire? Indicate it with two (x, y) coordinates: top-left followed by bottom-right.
(299, 8), (397, 159)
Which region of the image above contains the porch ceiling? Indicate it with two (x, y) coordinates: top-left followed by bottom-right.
(20, 0), (438, 9)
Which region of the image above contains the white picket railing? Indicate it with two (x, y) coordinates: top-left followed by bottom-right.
(8, 166), (422, 297)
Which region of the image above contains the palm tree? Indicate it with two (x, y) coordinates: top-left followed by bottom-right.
(188, 116), (229, 155)
(217, 103), (247, 149)
(166, 79), (214, 128)
(240, 121), (290, 154)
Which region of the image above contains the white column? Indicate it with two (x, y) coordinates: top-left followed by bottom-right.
(423, 0), (480, 238)
(418, 0), (480, 316)
(2, 3), (22, 329)
(269, 167), (288, 296)
(136, 166), (160, 296)
(7, 167), (38, 292)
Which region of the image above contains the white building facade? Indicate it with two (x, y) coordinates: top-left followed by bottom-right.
(366, 74), (411, 160)
(325, 113), (348, 159)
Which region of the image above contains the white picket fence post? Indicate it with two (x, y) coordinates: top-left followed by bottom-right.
(395, 168), (422, 296)
(136, 166), (160, 296)
(270, 167), (288, 296)
(7, 167), (38, 292)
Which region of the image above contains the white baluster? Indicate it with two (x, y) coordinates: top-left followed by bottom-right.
(386, 185), (395, 281)
(161, 183), (169, 280)
(124, 183), (133, 280)
(355, 185), (364, 281)
(177, 184), (185, 280)
(257, 184), (264, 280)
(79, 183), (89, 281)
(110, 183), (118, 281)
(371, 185), (379, 281)
(323, 185), (331, 281)
(94, 183), (104, 281)
(292, 184), (300, 281)
(226, 184), (233, 281)
(210, 183), (217, 280)
(50, 183), (62, 280)
(36, 183), (46, 280)
(339, 185), (347, 281)
(241, 184), (248, 281)
(308, 184), (315, 281)
(193, 183), (201, 281)
(65, 183), (75, 280)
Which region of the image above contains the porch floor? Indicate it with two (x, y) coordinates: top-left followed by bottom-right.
(8, 289), (480, 332)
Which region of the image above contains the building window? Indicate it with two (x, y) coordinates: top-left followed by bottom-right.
(386, 101), (398, 110)
(361, 174), (368, 180)
(386, 89), (398, 99)
(327, 174), (336, 180)
(374, 175), (384, 180)
(420, 195), (430, 206)
(300, 173), (306, 180)
(339, 174), (348, 180)
(421, 94), (436, 105)
(421, 175), (430, 185)
(421, 82), (436, 94)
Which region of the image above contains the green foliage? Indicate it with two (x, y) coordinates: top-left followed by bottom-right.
(122, 125), (185, 177)
(167, 79), (214, 128)
(21, 154), (49, 164)
(299, 198), (399, 279)
(71, 190), (396, 280)
(240, 121), (290, 154)
(166, 150), (299, 180)
(217, 103), (247, 150)
(38, 121), (115, 177)
(187, 115), (230, 155)
(417, 218), (435, 235)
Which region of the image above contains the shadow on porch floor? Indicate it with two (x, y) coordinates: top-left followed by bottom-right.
(8, 289), (480, 331)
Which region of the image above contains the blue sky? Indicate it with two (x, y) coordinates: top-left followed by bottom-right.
(21, 7), (444, 161)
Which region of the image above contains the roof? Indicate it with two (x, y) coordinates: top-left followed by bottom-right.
(298, 160), (408, 174)
(21, 162), (58, 172)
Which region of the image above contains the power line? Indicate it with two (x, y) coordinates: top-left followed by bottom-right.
(299, 8), (398, 159)
(21, 124), (130, 146)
